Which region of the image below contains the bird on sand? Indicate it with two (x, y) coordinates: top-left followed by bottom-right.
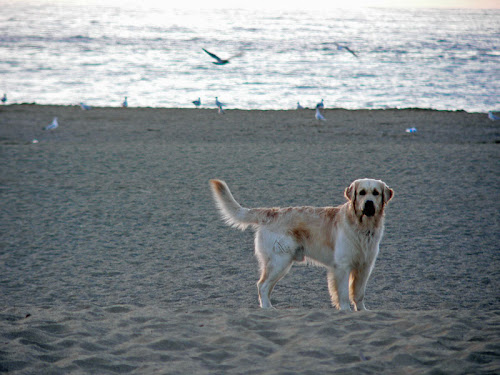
(297, 102), (304, 109)
(202, 48), (243, 65)
(122, 96), (128, 108)
(80, 102), (91, 110)
(488, 111), (499, 121)
(216, 99), (225, 114)
(43, 117), (58, 130)
(215, 97), (225, 108)
(315, 107), (326, 121)
(215, 97), (225, 114)
(192, 98), (201, 107)
(1, 93), (6, 104)
(316, 99), (324, 109)
(334, 42), (358, 58)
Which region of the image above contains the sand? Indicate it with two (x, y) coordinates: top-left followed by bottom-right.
(1, 104), (499, 374)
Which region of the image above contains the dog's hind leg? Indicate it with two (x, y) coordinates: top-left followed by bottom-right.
(255, 229), (294, 309)
(257, 256), (293, 309)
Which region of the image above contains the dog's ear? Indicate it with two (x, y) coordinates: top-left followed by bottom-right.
(383, 183), (394, 204)
(344, 181), (356, 202)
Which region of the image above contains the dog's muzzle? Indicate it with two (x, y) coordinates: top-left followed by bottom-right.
(363, 201), (376, 217)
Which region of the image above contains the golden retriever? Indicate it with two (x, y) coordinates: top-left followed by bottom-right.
(209, 179), (393, 311)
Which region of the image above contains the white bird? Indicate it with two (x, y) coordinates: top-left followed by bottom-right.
(488, 111), (499, 121)
(315, 107), (326, 121)
(43, 117), (58, 130)
(334, 42), (358, 58)
(80, 102), (91, 110)
(216, 98), (225, 114)
(192, 97), (201, 107)
(1, 93), (6, 104)
(297, 102), (304, 109)
(122, 96), (128, 108)
(215, 97), (224, 108)
(316, 99), (324, 109)
(202, 48), (243, 65)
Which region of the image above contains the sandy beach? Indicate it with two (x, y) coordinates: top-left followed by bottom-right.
(1, 105), (499, 374)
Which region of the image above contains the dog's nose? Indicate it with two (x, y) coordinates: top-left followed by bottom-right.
(363, 201), (375, 217)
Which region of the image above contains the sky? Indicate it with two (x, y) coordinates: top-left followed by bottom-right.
(59, 0), (500, 9)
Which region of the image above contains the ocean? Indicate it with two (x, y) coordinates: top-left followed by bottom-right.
(1, 1), (499, 112)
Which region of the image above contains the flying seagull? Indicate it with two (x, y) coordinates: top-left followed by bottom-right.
(315, 107), (326, 121)
(488, 111), (499, 121)
(202, 48), (243, 65)
(43, 117), (58, 130)
(122, 96), (128, 108)
(192, 97), (201, 107)
(334, 42), (358, 58)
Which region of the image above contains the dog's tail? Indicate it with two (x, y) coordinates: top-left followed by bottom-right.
(209, 179), (255, 230)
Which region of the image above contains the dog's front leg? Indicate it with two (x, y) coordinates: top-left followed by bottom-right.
(350, 266), (373, 311)
(327, 267), (352, 311)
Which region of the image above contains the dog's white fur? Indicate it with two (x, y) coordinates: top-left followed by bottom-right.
(209, 179), (393, 311)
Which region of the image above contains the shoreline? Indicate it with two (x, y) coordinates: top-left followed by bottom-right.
(0, 103), (484, 113)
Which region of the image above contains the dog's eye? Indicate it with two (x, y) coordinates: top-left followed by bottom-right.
(373, 190), (379, 196)
(359, 190), (366, 196)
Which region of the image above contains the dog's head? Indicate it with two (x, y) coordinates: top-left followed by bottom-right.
(344, 179), (393, 222)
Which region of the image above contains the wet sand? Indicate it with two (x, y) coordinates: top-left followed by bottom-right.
(1, 105), (499, 374)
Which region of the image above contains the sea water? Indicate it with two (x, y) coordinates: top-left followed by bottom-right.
(1, 1), (499, 111)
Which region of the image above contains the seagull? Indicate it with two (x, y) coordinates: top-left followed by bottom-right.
(315, 107), (326, 121)
(80, 102), (91, 110)
(334, 42), (358, 58)
(202, 48), (243, 65)
(488, 111), (499, 121)
(1, 93), (6, 104)
(216, 97), (225, 114)
(316, 99), (324, 109)
(215, 97), (224, 108)
(43, 117), (58, 130)
(192, 97), (201, 107)
(122, 96), (128, 108)
(297, 102), (304, 109)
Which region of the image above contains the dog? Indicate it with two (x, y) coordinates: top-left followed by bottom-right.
(209, 179), (393, 311)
